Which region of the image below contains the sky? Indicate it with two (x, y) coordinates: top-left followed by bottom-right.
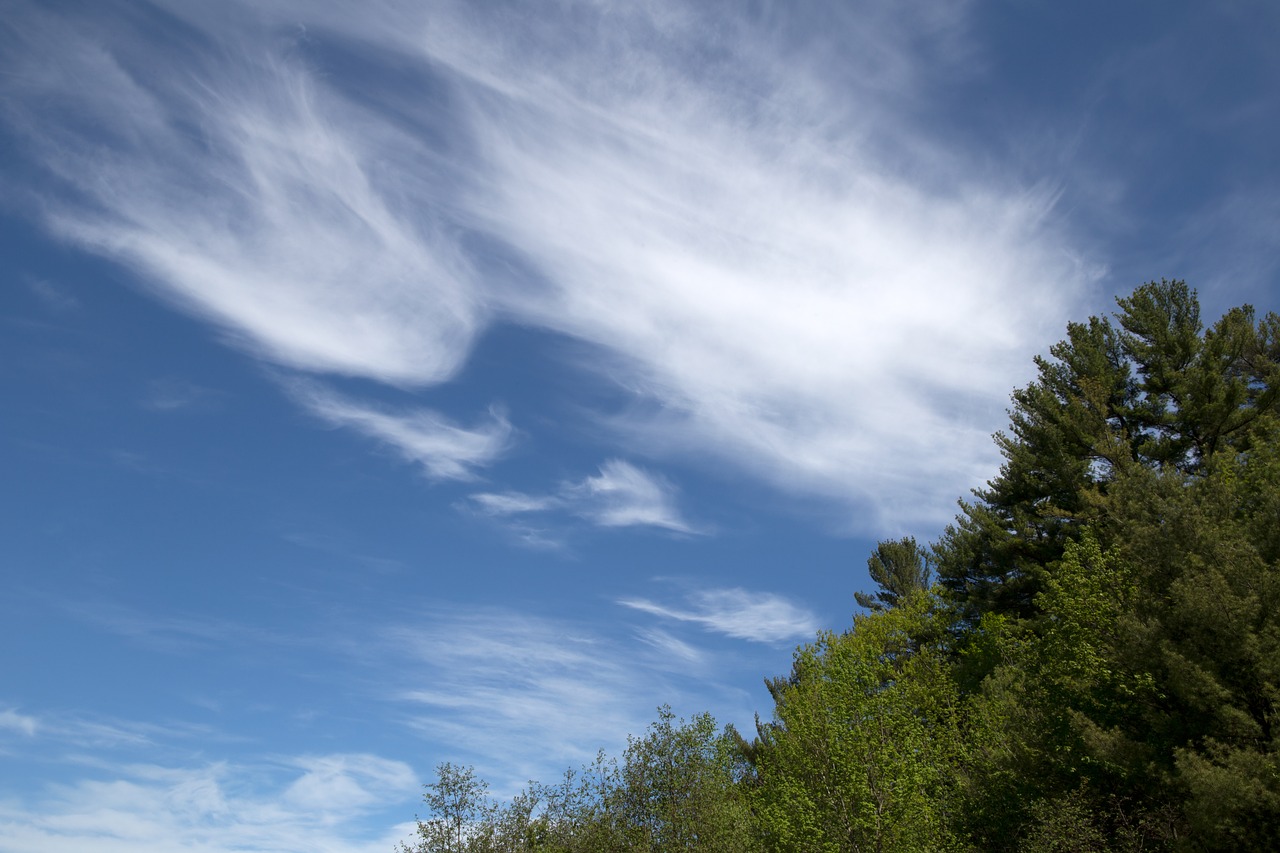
(2, 1), (1278, 850)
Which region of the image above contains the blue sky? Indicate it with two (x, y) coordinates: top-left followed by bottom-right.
(2, 1), (1277, 849)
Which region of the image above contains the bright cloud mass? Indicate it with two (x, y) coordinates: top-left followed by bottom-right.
(2, 0), (1093, 528)
(2, 0), (1275, 850)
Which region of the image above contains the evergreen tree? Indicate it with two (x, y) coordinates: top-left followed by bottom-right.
(954, 418), (1280, 851)
(936, 280), (1280, 622)
(855, 537), (931, 612)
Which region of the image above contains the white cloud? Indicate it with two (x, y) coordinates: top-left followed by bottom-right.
(0, 758), (417, 853)
(633, 628), (706, 667)
(0, 704), (418, 851)
(469, 491), (560, 516)
(0, 0), (1097, 528)
(570, 460), (696, 531)
(444, 6), (1091, 528)
(283, 754), (418, 819)
(0, 708), (38, 737)
(0, 602), (762, 849)
(472, 459), (697, 535)
(389, 610), (654, 779)
(1, 3), (482, 387)
(4, 705), (240, 755)
(619, 587), (820, 644)
(289, 381), (512, 481)
(374, 603), (756, 791)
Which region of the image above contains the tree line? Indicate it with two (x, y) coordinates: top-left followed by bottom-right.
(402, 280), (1280, 852)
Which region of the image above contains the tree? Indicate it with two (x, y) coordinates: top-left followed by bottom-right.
(955, 419), (1280, 850)
(403, 711), (759, 853)
(934, 281), (1280, 848)
(402, 763), (499, 853)
(855, 537), (932, 612)
(1094, 422), (1280, 850)
(751, 592), (968, 852)
(936, 280), (1280, 622)
(955, 533), (1174, 850)
(607, 707), (758, 852)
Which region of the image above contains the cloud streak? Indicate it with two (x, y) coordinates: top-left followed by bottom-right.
(444, 2), (1091, 527)
(0, 0), (1097, 527)
(283, 754), (418, 821)
(372, 599), (768, 790)
(1, 2), (482, 386)
(619, 587), (820, 644)
(471, 459), (698, 535)
(289, 381), (512, 481)
(387, 608), (677, 784)
(0, 708), (38, 738)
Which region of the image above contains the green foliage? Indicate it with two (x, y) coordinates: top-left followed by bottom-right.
(404, 710), (758, 852)
(1097, 425), (1280, 850)
(401, 763), (499, 853)
(954, 535), (1172, 850)
(905, 282), (1278, 848)
(751, 592), (968, 852)
(607, 707), (758, 851)
(855, 537), (932, 612)
(936, 280), (1280, 622)
(954, 419), (1280, 850)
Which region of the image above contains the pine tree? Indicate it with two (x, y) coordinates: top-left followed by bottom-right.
(936, 280), (1280, 622)
(855, 536), (931, 612)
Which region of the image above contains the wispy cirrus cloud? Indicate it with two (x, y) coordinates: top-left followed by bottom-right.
(469, 492), (560, 516)
(0, 702), (416, 851)
(388, 609), (669, 783)
(0, 757), (417, 853)
(141, 378), (224, 413)
(429, 0), (1093, 526)
(619, 587), (820, 644)
(25, 279), (80, 313)
(1, 596), (781, 847)
(365, 592), (810, 789)
(283, 754), (418, 822)
(569, 460), (698, 531)
(288, 381), (512, 481)
(0, 0), (1096, 527)
(0, 689), (247, 757)
(0, 708), (38, 737)
(377, 602), (756, 789)
(1, 2), (482, 387)
(633, 627), (706, 667)
(471, 459), (698, 536)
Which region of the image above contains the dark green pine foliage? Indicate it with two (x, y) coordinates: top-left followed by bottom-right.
(1088, 432), (1280, 850)
(945, 422), (1280, 851)
(854, 536), (931, 612)
(936, 280), (1280, 622)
